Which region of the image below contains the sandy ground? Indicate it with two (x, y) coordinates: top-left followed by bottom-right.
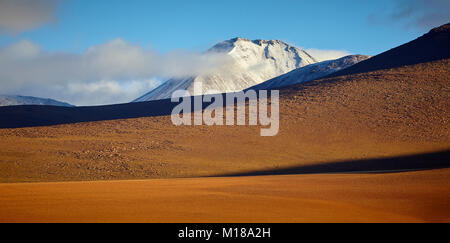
(0, 168), (449, 223)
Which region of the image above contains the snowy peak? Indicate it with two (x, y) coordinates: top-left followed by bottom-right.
(134, 38), (318, 102)
(207, 37), (245, 53)
(209, 37), (317, 67)
(209, 37), (298, 52)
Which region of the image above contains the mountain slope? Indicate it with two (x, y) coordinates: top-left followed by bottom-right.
(250, 55), (370, 90)
(0, 95), (74, 107)
(328, 23), (450, 77)
(134, 38), (318, 101)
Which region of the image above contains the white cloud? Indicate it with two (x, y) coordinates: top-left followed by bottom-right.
(0, 0), (60, 34)
(11, 79), (162, 106)
(58, 79), (161, 106)
(1, 40), (41, 59)
(305, 49), (352, 62)
(0, 39), (230, 106)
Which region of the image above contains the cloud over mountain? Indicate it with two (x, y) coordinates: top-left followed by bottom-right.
(0, 39), (230, 105)
(0, 37), (357, 106)
(304, 49), (351, 62)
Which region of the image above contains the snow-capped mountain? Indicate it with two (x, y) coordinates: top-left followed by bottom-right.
(249, 55), (371, 90)
(0, 95), (74, 107)
(134, 37), (318, 101)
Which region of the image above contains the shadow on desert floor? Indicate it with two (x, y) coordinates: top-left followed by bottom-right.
(215, 150), (450, 177)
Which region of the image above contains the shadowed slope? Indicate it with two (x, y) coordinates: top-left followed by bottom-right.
(328, 23), (450, 77)
(0, 98), (175, 129)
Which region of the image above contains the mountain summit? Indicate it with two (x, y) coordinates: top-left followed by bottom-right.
(134, 38), (318, 102)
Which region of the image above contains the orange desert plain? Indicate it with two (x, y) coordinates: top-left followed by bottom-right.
(0, 169), (449, 223)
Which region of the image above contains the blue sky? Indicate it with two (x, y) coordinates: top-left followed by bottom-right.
(0, 0), (448, 105)
(1, 0), (445, 55)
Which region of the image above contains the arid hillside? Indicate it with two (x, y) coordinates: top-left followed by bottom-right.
(0, 59), (448, 182)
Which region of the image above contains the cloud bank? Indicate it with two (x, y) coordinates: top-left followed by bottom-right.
(0, 0), (60, 34)
(0, 39), (231, 106)
(368, 0), (450, 31)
